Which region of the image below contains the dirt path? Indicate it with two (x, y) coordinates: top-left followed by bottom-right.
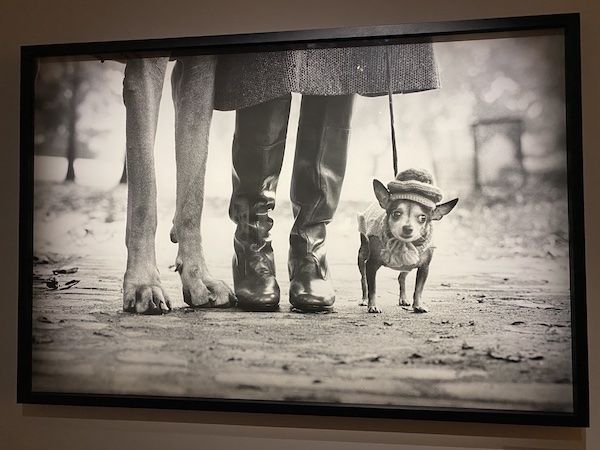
(29, 182), (574, 414)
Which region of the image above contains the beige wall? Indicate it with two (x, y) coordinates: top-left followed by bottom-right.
(1, 1), (598, 448)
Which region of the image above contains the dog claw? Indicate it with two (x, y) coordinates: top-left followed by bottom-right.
(205, 279), (237, 308)
(123, 284), (171, 315)
(413, 305), (429, 313)
(180, 267), (235, 309)
(182, 281), (211, 307)
(368, 306), (382, 313)
(169, 226), (179, 244)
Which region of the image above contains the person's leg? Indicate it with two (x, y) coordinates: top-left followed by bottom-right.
(229, 94), (292, 310)
(288, 94), (355, 312)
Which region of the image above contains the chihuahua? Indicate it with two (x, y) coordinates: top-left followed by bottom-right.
(357, 170), (457, 313)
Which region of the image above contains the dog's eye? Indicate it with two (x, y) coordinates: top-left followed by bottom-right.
(418, 215), (427, 223)
(391, 211), (402, 219)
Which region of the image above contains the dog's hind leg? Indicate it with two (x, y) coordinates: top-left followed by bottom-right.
(122, 57), (171, 314)
(170, 56), (235, 308)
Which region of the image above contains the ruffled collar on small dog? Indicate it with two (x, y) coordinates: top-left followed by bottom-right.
(380, 225), (433, 270)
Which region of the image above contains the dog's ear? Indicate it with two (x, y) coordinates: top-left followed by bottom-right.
(432, 198), (458, 220)
(373, 179), (391, 209)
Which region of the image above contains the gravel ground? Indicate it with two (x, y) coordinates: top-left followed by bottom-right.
(27, 181), (575, 416)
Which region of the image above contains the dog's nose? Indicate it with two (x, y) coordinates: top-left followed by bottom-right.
(402, 225), (413, 234)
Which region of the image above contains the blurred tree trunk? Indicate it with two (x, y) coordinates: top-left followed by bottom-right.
(120, 156), (127, 184)
(65, 63), (82, 182)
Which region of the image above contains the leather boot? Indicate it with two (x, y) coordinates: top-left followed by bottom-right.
(229, 95), (292, 310)
(288, 94), (355, 312)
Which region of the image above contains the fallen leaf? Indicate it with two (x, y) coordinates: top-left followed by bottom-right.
(337, 354), (383, 364)
(59, 280), (80, 290)
(503, 298), (560, 310)
(487, 349), (522, 363)
(93, 330), (115, 338)
(34, 254), (55, 264)
(33, 334), (53, 344)
(513, 300), (557, 309)
(45, 277), (59, 290)
(52, 267), (79, 275)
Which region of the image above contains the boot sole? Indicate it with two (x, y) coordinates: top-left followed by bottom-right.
(237, 301), (280, 312)
(290, 303), (334, 313)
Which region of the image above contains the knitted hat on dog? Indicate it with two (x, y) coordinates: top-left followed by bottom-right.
(387, 168), (443, 209)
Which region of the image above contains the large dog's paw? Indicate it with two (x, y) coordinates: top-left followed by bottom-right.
(368, 305), (382, 313)
(177, 263), (236, 308)
(123, 280), (172, 315)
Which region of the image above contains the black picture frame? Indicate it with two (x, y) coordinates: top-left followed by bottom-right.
(18, 13), (588, 427)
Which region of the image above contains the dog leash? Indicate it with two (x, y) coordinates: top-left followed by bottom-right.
(386, 47), (399, 177)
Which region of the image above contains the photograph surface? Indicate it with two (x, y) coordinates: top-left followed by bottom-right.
(19, 15), (588, 426)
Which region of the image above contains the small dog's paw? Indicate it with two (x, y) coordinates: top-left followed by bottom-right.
(413, 304), (429, 313)
(359, 299), (368, 306)
(368, 306), (382, 313)
(399, 299), (411, 307)
(123, 283), (171, 314)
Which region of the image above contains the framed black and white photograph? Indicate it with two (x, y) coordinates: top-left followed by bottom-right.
(18, 13), (588, 427)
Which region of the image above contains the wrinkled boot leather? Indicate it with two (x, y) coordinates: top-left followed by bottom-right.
(289, 224), (335, 311)
(230, 95), (291, 310)
(288, 94), (355, 312)
(232, 224), (279, 310)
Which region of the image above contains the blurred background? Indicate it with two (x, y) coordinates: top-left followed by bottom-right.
(31, 32), (570, 265)
(33, 32), (567, 203)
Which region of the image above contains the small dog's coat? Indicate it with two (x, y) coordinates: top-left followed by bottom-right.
(358, 170), (457, 313)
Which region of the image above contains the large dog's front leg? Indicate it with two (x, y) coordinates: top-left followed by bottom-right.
(122, 58), (171, 314)
(170, 56), (235, 308)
